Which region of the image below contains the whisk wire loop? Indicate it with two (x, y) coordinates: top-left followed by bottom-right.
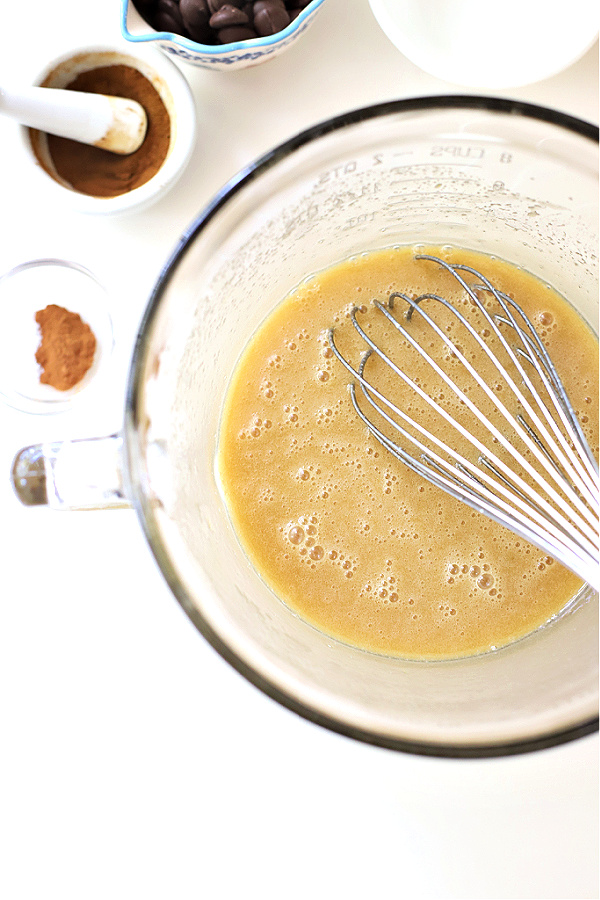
(371, 293), (596, 546)
(328, 255), (599, 589)
(499, 315), (599, 494)
(413, 260), (598, 519)
(349, 380), (597, 585)
(349, 348), (598, 575)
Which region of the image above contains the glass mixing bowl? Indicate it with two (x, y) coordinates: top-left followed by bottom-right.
(13, 97), (599, 756)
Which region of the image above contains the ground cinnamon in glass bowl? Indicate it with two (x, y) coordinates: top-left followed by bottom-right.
(35, 304), (97, 390)
(0, 259), (113, 414)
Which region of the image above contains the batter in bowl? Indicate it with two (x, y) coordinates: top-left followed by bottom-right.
(216, 246), (598, 659)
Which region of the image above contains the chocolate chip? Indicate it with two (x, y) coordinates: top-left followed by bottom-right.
(153, 0), (187, 32)
(253, 0), (290, 36)
(216, 25), (258, 42)
(179, 0), (212, 42)
(207, 0), (244, 12)
(210, 3), (250, 28)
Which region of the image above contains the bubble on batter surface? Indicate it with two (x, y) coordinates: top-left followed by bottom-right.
(288, 525), (304, 545)
(477, 573), (494, 589)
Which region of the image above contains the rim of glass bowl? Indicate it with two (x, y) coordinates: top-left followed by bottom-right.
(124, 95), (599, 758)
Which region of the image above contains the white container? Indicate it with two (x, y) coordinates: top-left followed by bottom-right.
(369, 0), (599, 89)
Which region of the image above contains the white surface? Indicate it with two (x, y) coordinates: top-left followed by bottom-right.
(368, 0), (599, 88)
(0, 2), (598, 898)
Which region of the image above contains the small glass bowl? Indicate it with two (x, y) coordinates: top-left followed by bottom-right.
(0, 259), (113, 414)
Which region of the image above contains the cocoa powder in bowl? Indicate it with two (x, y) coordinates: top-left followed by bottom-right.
(31, 64), (171, 198)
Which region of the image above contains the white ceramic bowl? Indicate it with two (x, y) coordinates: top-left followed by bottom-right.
(120, 0), (327, 71)
(23, 44), (196, 215)
(369, 0), (598, 89)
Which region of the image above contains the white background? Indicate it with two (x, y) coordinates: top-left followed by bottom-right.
(0, 2), (598, 898)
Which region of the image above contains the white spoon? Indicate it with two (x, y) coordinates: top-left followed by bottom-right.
(0, 84), (148, 155)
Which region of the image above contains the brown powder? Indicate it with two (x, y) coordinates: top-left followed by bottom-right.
(35, 305), (97, 391)
(37, 65), (171, 198)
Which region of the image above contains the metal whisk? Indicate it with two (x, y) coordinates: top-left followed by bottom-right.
(328, 255), (599, 590)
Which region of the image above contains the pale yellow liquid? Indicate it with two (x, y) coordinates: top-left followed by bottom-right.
(217, 247), (598, 659)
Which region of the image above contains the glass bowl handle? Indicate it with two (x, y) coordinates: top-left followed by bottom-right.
(11, 435), (130, 510)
